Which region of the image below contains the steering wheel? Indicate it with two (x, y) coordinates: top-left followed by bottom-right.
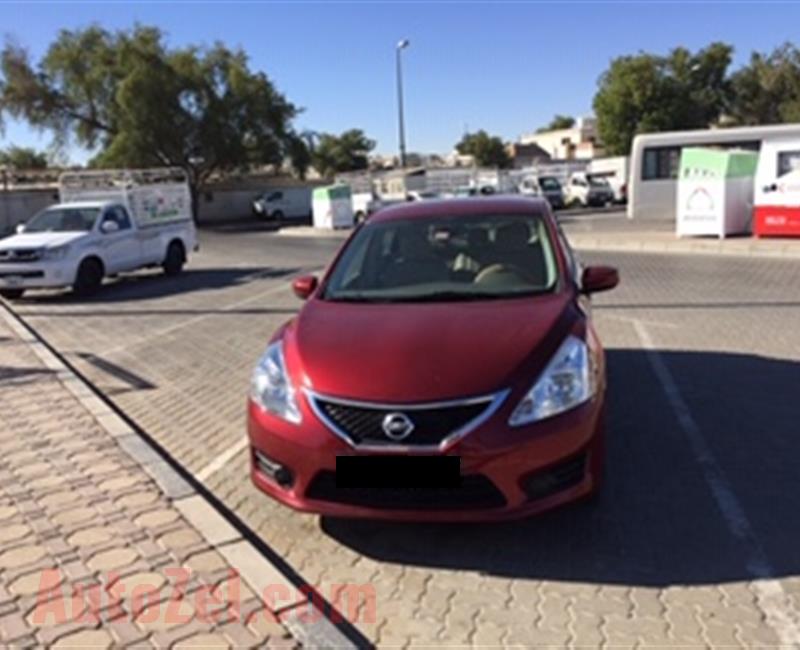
(474, 263), (534, 286)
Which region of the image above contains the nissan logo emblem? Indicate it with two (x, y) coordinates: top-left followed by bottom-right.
(381, 412), (415, 441)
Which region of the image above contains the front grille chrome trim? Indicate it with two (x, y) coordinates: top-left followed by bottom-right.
(305, 388), (510, 452)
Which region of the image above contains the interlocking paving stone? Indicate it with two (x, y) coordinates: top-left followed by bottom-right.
(0, 316), (298, 648)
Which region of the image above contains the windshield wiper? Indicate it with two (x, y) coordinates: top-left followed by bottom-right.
(326, 295), (394, 303)
(327, 290), (546, 303)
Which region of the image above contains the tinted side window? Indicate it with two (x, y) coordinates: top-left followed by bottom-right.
(103, 206), (132, 230)
(643, 140), (761, 181)
(642, 147), (680, 180)
(778, 150), (800, 176)
(113, 207), (132, 230)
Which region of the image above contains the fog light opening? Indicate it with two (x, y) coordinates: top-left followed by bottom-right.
(253, 449), (294, 488)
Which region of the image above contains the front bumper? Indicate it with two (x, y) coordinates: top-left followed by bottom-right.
(247, 392), (605, 522)
(0, 261), (74, 289)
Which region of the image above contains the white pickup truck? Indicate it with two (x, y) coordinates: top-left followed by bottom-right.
(0, 168), (196, 299)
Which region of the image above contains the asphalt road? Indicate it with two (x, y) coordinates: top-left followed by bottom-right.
(6, 221), (800, 647)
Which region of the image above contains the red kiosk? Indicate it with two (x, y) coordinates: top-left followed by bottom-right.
(754, 141), (800, 237)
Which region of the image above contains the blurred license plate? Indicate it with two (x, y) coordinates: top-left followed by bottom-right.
(336, 455), (460, 488)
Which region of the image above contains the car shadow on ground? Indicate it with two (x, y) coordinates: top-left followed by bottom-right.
(11, 266), (300, 304)
(321, 348), (800, 587)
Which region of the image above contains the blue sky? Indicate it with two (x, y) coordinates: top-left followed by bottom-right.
(1, 1), (798, 164)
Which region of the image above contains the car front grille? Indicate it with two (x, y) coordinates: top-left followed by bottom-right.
(310, 392), (501, 448)
(0, 249), (41, 263)
(0, 270), (44, 278)
(306, 471), (506, 510)
(521, 454), (587, 502)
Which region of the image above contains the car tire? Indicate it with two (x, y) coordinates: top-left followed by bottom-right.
(354, 211), (366, 224)
(0, 288), (25, 300)
(163, 241), (185, 276)
(73, 258), (104, 296)
(272, 210), (284, 222)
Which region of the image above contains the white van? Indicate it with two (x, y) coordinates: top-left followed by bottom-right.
(588, 156), (629, 203)
(0, 168), (196, 299)
(753, 139), (800, 236)
(252, 187), (312, 220)
(565, 172), (615, 207)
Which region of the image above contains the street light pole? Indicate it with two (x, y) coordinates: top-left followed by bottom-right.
(396, 39), (410, 168)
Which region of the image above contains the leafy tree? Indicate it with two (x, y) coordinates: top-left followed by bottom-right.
(536, 115), (575, 133)
(405, 152), (424, 167)
(455, 130), (511, 168)
(311, 129), (375, 178)
(729, 44), (800, 125)
(0, 26), (305, 216)
(593, 43), (733, 155)
(0, 146), (48, 169)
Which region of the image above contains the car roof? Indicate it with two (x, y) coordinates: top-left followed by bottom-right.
(368, 196), (550, 223)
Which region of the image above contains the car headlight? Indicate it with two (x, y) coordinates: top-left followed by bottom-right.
(509, 335), (597, 426)
(42, 245), (70, 261)
(250, 341), (302, 424)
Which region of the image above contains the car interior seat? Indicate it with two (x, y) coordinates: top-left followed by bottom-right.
(492, 221), (547, 285)
(380, 226), (449, 288)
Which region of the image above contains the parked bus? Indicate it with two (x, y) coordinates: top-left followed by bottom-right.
(628, 123), (800, 220)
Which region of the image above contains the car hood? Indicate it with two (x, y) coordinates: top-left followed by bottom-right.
(284, 292), (577, 403)
(0, 232), (88, 250)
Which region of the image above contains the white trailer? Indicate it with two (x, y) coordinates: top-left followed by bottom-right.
(252, 187), (312, 220)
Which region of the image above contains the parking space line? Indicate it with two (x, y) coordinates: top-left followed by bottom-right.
(597, 313), (678, 329)
(632, 319), (800, 645)
(196, 435), (250, 482)
(96, 272), (311, 358)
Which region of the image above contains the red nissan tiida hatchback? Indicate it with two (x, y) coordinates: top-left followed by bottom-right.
(247, 197), (618, 521)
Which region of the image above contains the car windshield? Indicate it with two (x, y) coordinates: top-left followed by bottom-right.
(24, 207), (100, 233)
(324, 213), (559, 303)
(539, 177), (561, 191)
(588, 175), (611, 188)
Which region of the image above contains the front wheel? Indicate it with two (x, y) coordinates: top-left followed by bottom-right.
(163, 241), (185, 276)
(0, 288), (25, 300)
(73, 258), (104, 296)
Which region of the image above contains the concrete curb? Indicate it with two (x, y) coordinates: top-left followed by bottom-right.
(0, 302), (362, 650)
(570, 237), (800, 260)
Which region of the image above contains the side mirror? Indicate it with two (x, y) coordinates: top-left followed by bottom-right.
(15, 224), (25, 234)
(100, 220), (119, 234)
(581, 265), (619, 294)
(292, 275), (318, 300)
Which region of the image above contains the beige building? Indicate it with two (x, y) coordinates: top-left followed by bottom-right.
(519, 117), (605, 160)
